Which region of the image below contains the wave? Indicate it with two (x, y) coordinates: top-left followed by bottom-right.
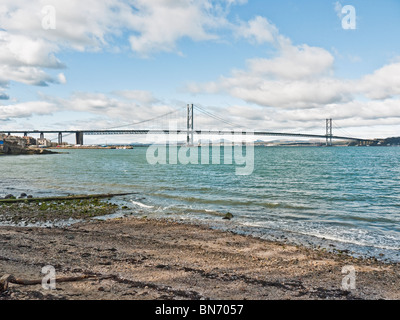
(240, 220), (400, 252)
(130, 200), (154, 209)
(148, 192), (312, 210)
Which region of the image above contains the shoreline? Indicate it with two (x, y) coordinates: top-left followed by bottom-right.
(1, 209), (399, 300)
(1, 193), (397, 264)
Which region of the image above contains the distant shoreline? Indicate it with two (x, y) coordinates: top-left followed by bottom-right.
(48, 145), (134, 150)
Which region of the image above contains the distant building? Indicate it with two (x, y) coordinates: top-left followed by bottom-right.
(37, 138), (52, 147)
(23, 136), (37, 146)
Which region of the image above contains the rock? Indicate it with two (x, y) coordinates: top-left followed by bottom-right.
(223, 212), (233, 220)
(27, 195), (33, 198)
(20, 193), (27, 198)
(4, 194), (15, 199)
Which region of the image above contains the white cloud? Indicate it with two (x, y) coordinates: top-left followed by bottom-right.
(194, 14), (398, 105)
(189, 40), (341, 108)
(128, 0), (229, 55)
(1, 2), (399, 137)
(57, 73), (67, 85)
(113, 90), (159, 105)
(236, 16), (279, 45)
(357, 61), (400, 100)
(0, 0), (242, 92)
(224, 77), (351, 109)
(246, 44), (335, 80)
(0, 92), (9, 100)
(187, 16), (341, 108)
(334, 1), (344, 19)
(0, 101), (58, 120)
(0, 32), (63, 68)
(38, 91), (178, 127)
(0, 65), (57, 86)
(187, 13), (400, 135)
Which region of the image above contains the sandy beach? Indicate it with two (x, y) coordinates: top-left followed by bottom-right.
(0, 212), (399, 300)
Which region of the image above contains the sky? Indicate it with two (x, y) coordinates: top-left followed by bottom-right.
(0, 0), (400, 143)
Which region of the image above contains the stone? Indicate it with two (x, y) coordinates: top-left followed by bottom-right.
(223, 212), (234, 220)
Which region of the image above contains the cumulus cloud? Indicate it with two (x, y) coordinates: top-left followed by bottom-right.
(127, 0), (230, 55)
(0, 101), (58, 120)
(187, 16), (346, 109)
(188, 43), (342, 108)
(37, 91), (178, 128)
(189, 14), (400, 115)
(246, 44), (335, 80)
(1, 2), (399, 137)
(57, 73), (67, 85)
(0, 0), (242, 92)
(113, 90), (160, 105)
(190, 97), (400, 138)
(0, 65), (58, 86)
(0, 92), (9, 100)
(235, 16), (279, 45)
(356, 61), (400, 100)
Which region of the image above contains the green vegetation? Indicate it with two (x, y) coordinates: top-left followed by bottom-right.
(0, 198), (120, 225)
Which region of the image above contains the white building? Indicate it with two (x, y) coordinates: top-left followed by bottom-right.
(37, 138), (52, 147)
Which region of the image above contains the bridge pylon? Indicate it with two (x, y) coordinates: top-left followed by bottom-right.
(326, 119), (333, 146)
(76, 131), (83, 145)
(187, 104), (194, 146)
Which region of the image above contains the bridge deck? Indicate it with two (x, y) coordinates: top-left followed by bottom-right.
(0, 129), (366, 141)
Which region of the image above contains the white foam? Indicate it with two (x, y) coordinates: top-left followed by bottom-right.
(130, 200), (154, 209)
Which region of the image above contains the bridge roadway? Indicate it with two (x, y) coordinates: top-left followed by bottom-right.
(0, 129), (368, 145)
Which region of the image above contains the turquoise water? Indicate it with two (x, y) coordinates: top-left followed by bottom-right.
(1, 146), (400, 262)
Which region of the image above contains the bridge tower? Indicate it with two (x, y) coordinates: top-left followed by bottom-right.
(58, 132), (63, 145)
(76, 131), (84, 145)
(326, 119), (333, 146)
(187, 104), (194, 146)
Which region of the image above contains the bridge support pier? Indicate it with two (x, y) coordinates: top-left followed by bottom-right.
(76, 131), (83, 145)
(40, 132), (44, 140)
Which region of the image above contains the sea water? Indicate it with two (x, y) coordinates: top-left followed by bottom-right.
(1, 146), (399, 262)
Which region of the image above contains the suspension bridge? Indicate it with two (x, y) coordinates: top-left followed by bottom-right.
(0, 104), (373, 146)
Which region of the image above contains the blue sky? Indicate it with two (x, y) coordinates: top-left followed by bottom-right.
(1, 0), (400, 143)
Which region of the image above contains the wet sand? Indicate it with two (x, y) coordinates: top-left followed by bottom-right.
(0, 216), (399, 300)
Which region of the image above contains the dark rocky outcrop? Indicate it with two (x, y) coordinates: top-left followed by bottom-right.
(1, 141), (56, 155)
